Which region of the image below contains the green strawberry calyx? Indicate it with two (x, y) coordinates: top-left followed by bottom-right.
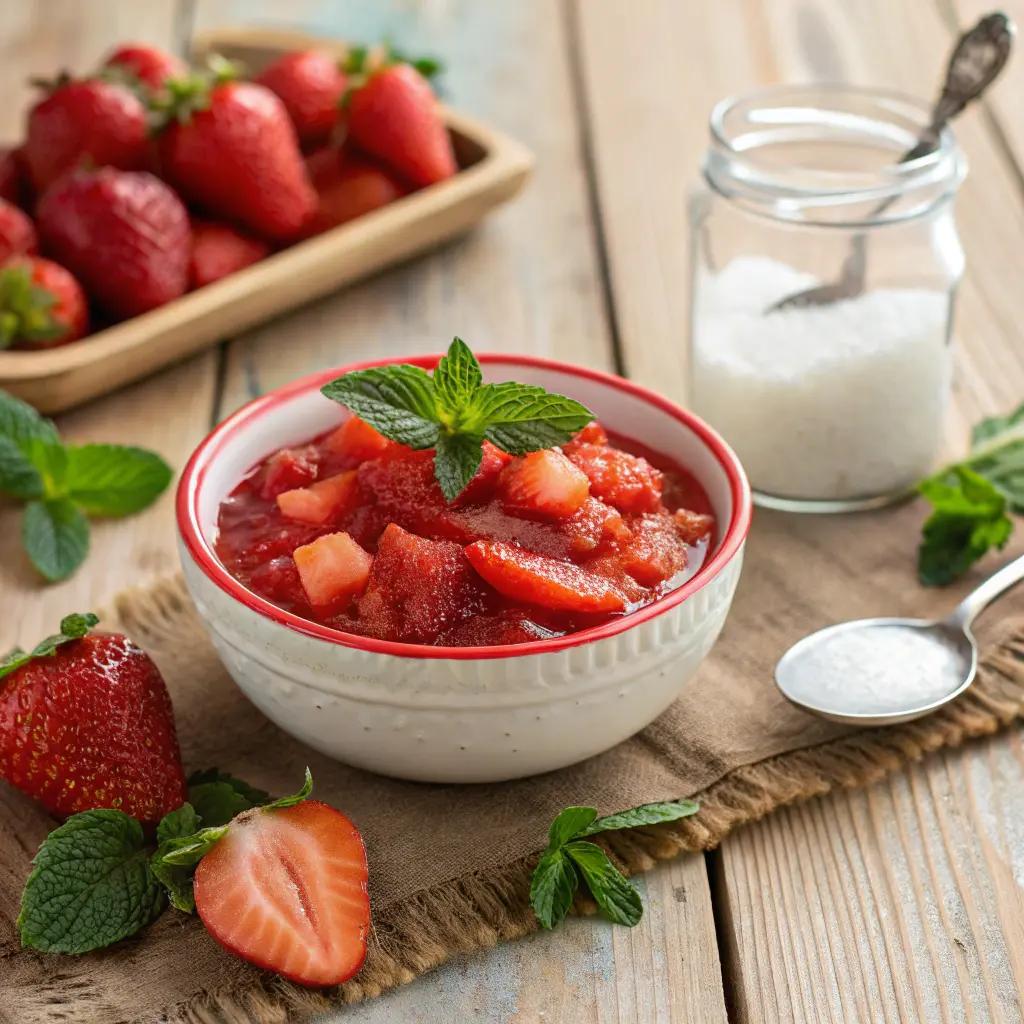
(149, 55), (243, 130)
(0, 613), (98, 682)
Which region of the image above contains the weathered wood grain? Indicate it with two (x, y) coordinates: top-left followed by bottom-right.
(0, 1), (220, 655)
(576, 0), (1024, 1019)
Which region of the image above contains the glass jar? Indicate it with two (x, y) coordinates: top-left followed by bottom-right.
(688, 85), (966, 512)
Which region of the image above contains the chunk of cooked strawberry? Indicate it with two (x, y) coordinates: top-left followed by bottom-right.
(562, 496), (631, 555)
(567, 421), (609, 448)
(565, 443), (664, 514)
(358, 524), (477, 642)
(673, 508), (716, 545)
(618, 513), (688, 587)
(293, 532), (373, 610)
(259, 446), (319, 499)
(499, 448), (590, 520)
(194, 799), (370, 988)
(328, 416), (397, 462)
(438, 608), (561, 647)
(465, 541), (626, 613)
(277, 470), (359, 525)
(453, 441), (513, 506)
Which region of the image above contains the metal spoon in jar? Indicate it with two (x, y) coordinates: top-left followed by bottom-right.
(775, 553), (1024, 725)
(767, 11), (1014, 314)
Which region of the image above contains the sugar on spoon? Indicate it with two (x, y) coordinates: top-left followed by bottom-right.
(775, 553), (1024, 725)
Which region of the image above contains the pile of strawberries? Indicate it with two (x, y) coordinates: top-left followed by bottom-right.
(0, 42), (456, 350)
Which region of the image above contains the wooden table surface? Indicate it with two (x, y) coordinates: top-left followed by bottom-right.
(2, 1), (1024, 1021)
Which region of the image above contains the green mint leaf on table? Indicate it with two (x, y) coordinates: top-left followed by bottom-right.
(530, 800), (700, 930)
(0, 435), (44, 499)
(321, 339), (595, 501)
(530, 851), (579, 930)
(157, 802), (202, 844)
(0, 389), (60, 449)
(0, 612), (99, 680)
(188, 780), (263, 828)
(22, 497), (90, 581)
(917, 467), (1013, 586)
(18, 810), (164, 954)
(64, 444), (173, 516)
(187, 767), (271, 806)
(563, 842), (644, 927)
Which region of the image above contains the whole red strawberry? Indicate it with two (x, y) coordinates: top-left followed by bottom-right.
(0, 146), (31, 209)
(346, 62), (456, 187)
(190, 219), (270, 288)
(23, 73), (149, 193)
(0, 614), (187, 823)
(157, 61), (316, 242)
(37, 167), (190, 320)
(255, 50), (346, 150)
(302, 146), (403, 236)
(103, 43), (186, 91)
(0, 197), (38, 263)
(0, 256), (88, 349)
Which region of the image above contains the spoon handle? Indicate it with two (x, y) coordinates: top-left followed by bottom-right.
(949, 553), (1024, 628)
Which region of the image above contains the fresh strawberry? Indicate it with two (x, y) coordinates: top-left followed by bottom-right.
(103, 43), (186, 91)
(255, 50), (346, 149)
(465, 540), (627, 613)
(259, 445), (319, 499)
(0, 146), (31, 209)
(0, 257), (88, 349)
(499, 448), (590, 520)
(157, 63), (316, 242)
(0, 616), (187, 823)
(0, 198), (37, 263)
(565, 444), (665, 515)
(194, 799), (370, 987)
(23, 73), (149, 193)
(293, 530), (374, 608)
(327, 415), (398, 462)
(346, 62), (457, 187)
(189, 219), (270, 289)
(36, 167), (190, 320)
(277, 470), (359, 525)
(302, 147), (403, 237)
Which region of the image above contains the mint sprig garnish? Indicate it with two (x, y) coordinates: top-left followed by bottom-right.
(916, 400), (1024, 585)
(186, 768), (270, 828)
(19, 769), (312, 952)
(321, 338), (595, 501)
(0, 612), (98, 681)
(530, 800), (700, 930)
(0, 390), (173, 581)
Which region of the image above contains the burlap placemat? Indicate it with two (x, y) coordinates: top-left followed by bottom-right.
(3, 502), (1024, 1024)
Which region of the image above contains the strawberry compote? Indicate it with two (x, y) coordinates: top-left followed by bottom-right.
(214, 417), (716, 647)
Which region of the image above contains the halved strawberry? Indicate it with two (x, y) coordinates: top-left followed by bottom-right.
(673, 508), (716, 545)
(193, 800), (370, 988)
(293, 531), (373, 609)
(465, 540), (626, 613)
(499, 449), (590, 520)
(328, 416), (397, 462)
(565, 444), (664, 515)
(277, 470), (359, 525)
(259, 446), (319, 499)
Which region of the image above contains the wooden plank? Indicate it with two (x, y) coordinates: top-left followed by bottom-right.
(576, 0), (1024, 1019)
(0, 1), (221, 656)
(189, 3), (728, 1021)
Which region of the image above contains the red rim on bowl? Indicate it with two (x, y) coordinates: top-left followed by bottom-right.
(176, 353), (753, 660)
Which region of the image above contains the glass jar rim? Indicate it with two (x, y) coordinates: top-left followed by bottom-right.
(703, 83), (967, 227)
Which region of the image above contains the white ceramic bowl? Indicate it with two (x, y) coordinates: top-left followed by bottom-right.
(177, 354), (751, 783)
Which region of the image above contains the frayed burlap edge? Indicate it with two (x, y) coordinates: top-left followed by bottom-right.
(107, 577), (1024, 1024)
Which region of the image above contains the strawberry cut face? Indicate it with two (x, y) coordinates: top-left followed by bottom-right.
(193, 800), (370, 988)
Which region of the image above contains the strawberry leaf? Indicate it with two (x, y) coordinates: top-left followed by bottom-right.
(0, 612), (98, 681)
(186, 768), (270, 806)
(188, 781), (261, 828)
(264, 767), (313, 810)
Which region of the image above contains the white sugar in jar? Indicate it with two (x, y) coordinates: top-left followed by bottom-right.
(690, 86), (966, 511)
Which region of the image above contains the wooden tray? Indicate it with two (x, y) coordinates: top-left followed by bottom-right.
(0, 27), (534, 414)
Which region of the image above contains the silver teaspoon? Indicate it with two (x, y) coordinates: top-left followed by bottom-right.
(775, 553), (1024, 725)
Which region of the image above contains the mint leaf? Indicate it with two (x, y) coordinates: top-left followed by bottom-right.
(563, 842), (643, 927)
(64, 444), (173, 516)
(263, 766), (313, 810)
(0, 389), (60, 450)
(971, 401), (1024, 447)
(433, 337), (482, 412)
(530, 850), (578, 929)
(151, 803), (203, 913)
(187, 768), (270, 806)
(0, 612), (98, 681)
(321, 365), (440, 448)
(188, 781), (259, 828)
(22, 498), (90, 581)
(434, 432), (483, 502)
(0, 435), (43, 499)
(578, 801), (700, 837)
(18, 810), (165, 953)
(918, 467), (1012, 586)
(157, 803), (201, 844)
(545, 806), (598, 851)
